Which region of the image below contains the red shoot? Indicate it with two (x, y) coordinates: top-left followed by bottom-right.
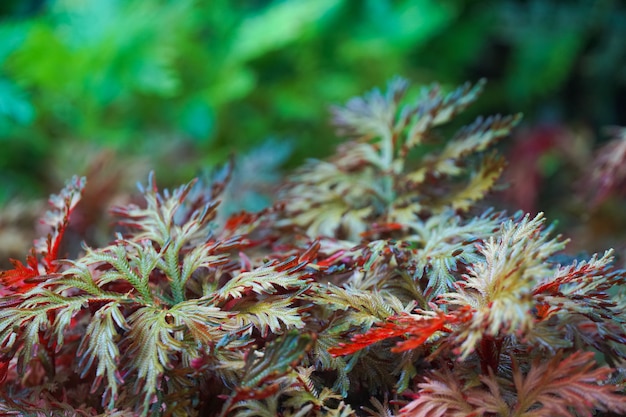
(329, 306), (472, 356)
(0, 176), (85, 294)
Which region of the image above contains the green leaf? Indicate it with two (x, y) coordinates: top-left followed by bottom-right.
(228, 0), (343, 63)
(125, 306), (186, 414)
(77, 302), (127, 409)
(229, 293), (307, 337)
(217, 251), (315, 301)
(0, 78), (34, 125)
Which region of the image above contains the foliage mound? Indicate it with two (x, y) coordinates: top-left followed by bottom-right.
(0, 79), (624, 416)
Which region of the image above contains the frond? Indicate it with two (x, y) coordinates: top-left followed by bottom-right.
(0, 306), (52, 374)
(531, 251), (626, 362)
(217, 243), (318, 301)
(79, 242), (156, 304)
(228, 293), (307, 337)
(122, 301), (232, 414)
(77, 302), (128, 409)
(443, 213), (566, 358)
(533, 250), (625, 321)
(72, 235), (235, 307)
(0, 176), (85, 294)
(331, 76), (409, 139)
(176, 240), (232, 289)
(50, 260), (104, 296)
(399, 210), (502, 299)
(280, 367), (345, 416)
(110, 172), (243, 304)
(399, 79), (487, 153)
(434, 114), (522, 177)
(435, 153), (506, 212)
(276, 162), (378, 239)
(277, 78), (519, 242)
(36, 176), (86, 263)
(362, 396), (398, 417)
(124, 306), (187, 413)
(316, 284), (410, 329)
(331, 78), (486, 152)
(509, 351), (626, 417)
(328, 307), (472, 357)
(399, 370), (477, 417)
(168, 298), (233, 346)
(398, 320), (626, 417)
(310, 283), (415, 394)
(110, 172), (218, 247)
(0, 292), (114, 376)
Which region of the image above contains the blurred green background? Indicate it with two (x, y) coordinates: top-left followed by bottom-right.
(1, 0), (625, 206)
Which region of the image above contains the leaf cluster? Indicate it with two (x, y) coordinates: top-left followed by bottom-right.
(0, 79), (624, 416)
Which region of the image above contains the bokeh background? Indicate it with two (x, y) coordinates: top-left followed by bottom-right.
(1, 0), (626, 260)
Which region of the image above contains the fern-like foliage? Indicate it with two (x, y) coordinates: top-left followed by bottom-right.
(0, 173), (319, 416)
(400, 351), (626, 417)
(277, 78), (520, 241)
(0, 176), (85, 295)
(330, 212), (626, 416)
(268, 81), (523, 399)
(443, 212), (566, 358)
(1, 78), (625, 416)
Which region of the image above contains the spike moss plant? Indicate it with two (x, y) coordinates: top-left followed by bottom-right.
(1, 79), (624, 416)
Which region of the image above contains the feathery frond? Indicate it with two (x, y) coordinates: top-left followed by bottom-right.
(0, 176), (85, 294)
(278, 79), (520, 241)
(2, 78), (624, 417)
(443, 213), (565, 358)
(507, 351), (626, 417)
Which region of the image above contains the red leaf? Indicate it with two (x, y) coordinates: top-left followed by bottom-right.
(329, 307), (472, 357)
(316, 250), (346, 268)
(0, 177), (85, 294)
(0, 258), (39, 294)
(224, 211), (257, 232)
(329, 320), (414, 356)
(360, 222), (406, 238)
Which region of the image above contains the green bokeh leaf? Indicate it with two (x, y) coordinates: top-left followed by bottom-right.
(228, 0), (343, 63)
